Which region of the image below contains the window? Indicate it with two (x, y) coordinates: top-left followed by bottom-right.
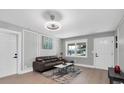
(76, 42), (86, 56)
(66, 39), (87, 57)
(67, 43), (75, 56)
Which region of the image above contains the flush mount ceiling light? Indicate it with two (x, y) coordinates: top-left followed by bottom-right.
(44, 14), (62, 31)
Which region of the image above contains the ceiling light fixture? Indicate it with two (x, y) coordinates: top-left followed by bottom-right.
(44, 14), (62, 31)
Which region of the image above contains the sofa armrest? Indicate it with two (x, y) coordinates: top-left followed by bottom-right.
(33, 61), (45, 72)
(61, 59), (68, 62)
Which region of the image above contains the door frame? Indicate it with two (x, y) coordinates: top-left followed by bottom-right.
(93, 36), (114, 70)
(0, 28), (22, 74)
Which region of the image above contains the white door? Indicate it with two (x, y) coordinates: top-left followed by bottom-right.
(0, 32), (17, 77)
(94, 36), (114, 70)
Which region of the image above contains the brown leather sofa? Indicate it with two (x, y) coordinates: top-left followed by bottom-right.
(33, 56), (68, 72)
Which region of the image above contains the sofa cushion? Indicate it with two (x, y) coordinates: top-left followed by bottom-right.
(51, 58), (58, 62)
(45, 63), (55, 67)
(36, 58), (43, 62)
(50, 56), (56, 59)
(42, 57), (48, 60)
(45, 60), (51, 63)
(42, 60), (46, 63)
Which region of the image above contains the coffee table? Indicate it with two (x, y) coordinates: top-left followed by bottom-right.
(53, 63), (74, 79)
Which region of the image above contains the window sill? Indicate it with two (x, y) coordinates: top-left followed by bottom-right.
(66, 55), (87, 58)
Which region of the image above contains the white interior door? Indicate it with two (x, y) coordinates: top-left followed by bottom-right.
(0, 32), (17, 77)
(94, 36), (114, 70)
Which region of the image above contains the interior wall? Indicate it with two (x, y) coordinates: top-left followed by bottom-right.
(0, 21), (61, 72)
(39, 35), (61, 57)
(0, 21), (23, 32)
(61, 31), (117, 66)
(23, 32), (61, 71)
(0, 20), (118, 70)
(118, 19), (124, 72)
(23, 30), (38, 69)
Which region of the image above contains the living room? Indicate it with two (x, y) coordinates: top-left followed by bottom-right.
(0, 9), (124, 84)
(1, 0), (124, 93)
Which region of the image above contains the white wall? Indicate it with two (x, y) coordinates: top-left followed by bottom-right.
(0, 21), (61, 73)
(118, 19), (124, 72)
(61, 31), (115, 66)
(22, 30), (61, 71)
(39, 35), (61, 57)
(23, 30), (38, 70)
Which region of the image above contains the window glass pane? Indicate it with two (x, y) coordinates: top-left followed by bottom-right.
(76, 42), (86, 56)
(67, 43), (75, 56)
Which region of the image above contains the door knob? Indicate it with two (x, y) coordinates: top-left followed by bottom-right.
(95, 53), (99, 57)
(13, 53), (18, 58)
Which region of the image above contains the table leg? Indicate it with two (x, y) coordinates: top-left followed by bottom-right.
(110, 78), (113, 84)
(53, 68), (54, 80)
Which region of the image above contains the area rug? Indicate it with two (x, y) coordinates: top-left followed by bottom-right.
(42, 67), (82, 84)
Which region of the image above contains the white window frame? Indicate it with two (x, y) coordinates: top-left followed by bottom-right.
(65, 39), (88, 58)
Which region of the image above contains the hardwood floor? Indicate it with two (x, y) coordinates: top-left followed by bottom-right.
(70, 67), (109, 84)
(0, 66), (109, 84)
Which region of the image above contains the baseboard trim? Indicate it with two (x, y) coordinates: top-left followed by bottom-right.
(75, 63), (94, 68)
(19, 67), (33, 74)
(75, 63), (107, 70)
(0, 73), (16, 78)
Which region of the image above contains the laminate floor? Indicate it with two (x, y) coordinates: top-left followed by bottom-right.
(0, 66), (109, 84)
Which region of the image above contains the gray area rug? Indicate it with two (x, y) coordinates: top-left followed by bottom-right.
(42, 66), (82, 84)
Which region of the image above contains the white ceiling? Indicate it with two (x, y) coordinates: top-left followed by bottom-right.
(0, 9), (124, 38)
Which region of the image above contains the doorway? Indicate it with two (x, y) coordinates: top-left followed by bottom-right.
(0, 28), (21, 78)
(94, 36), (114, 70)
